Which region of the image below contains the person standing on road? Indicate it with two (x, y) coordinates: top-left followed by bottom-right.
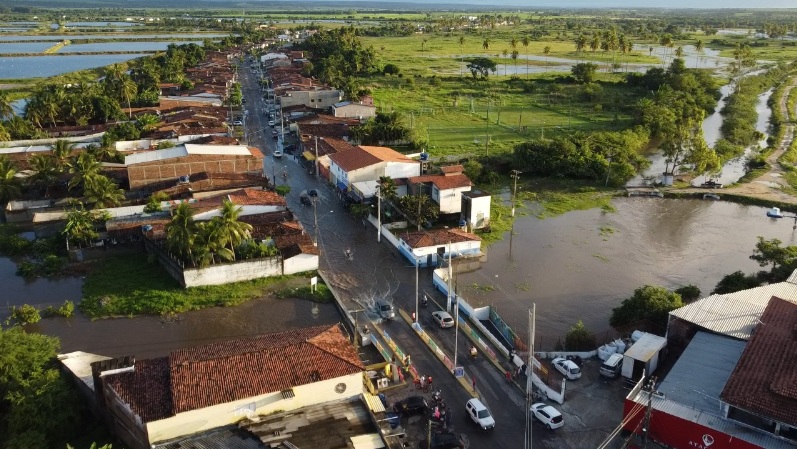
(472, 376), (477, 392)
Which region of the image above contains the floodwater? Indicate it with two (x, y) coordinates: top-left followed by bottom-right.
(455, 198), (797, 347)
(57, 41), (201, 53)
(0, 53), (147, 78)
(1, 256), (83, 311)
(0, 42), (52, 53)
(0, 33), (228, 41)
(31, 297), (342, 359)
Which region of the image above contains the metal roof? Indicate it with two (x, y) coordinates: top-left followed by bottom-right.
(658, 332), (745, 415)
(624, 333), (667, 362)
(669, 277), (797, 340)
(125, 144), (252, 165)
(185, 144), (252, 156)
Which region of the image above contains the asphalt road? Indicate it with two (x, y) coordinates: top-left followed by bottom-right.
(239, 61), (556, 449)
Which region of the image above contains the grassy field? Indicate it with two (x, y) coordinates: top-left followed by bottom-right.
(366, 73), (637, 157)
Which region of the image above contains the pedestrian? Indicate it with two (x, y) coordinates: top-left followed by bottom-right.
(472, 377), (477, 391)
(427, 375), (433, 389)
(505, 370), (512, 382)
(516, 366), (523, 378)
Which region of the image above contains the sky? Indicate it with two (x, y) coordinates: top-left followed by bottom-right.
(331, 0), (796, 7)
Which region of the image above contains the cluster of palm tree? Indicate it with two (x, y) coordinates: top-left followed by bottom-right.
(165, 201), (277, 268)
(0, 140), (124, 208)
(574, 29), (634, 70)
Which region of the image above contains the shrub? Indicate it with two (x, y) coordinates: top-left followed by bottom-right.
(42, 301), (75, 318)
(9, 304), (41, 324)
(564, 320), (596, 351)
(275, 185), (291, 196)
(674, 285), (701, 303)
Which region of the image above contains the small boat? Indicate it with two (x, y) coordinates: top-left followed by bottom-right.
(767, 207), (784, 218)
(703, 193), (720, 201)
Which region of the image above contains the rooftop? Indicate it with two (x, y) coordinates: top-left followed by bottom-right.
(400, 228), (480, 249)
(103, 325), (362, 423)
(124, 144), (259, 165)
(669, 270), (797, 340)
(407, 173), (472, 191)
(721, 296), (797, 427)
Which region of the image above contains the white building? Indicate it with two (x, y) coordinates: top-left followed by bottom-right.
(461, 189), (492, 230)
(407, 165), (473, 215)
(331, 101), (376, 119)
(328, 145), (420, 193)
(85, 325), (364, 449)
(398, 228), (481, 267)
(278, 88), (343, 110)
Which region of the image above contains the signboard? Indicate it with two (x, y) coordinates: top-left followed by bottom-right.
(310, 276), (317, 292)
(453, 367), (464, 378)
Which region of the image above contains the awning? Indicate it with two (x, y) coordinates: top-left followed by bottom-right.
(337, 180), (348, 192)
(302, 151), (316, 161)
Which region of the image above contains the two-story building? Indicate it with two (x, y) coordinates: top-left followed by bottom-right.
(397, 228), (482, 267)
(331, 100), (376, 119)
(407, 165), (473, 216)
(328, 145), (420, 194)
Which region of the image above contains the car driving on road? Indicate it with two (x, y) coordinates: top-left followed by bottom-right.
(431, 311), (455, 328)
(466, 398), (495, 430)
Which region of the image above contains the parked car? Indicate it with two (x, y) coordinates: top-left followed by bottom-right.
(552, 357), (582, 380)
(232, 120), (243, 126)
(700, 180), (723, 189)
(376, 300), (395, 320)
(393, 396), (428, 415)
(307, 189), (318, 197)
(530, 403), (564, 429)
(599, 353), (623, 379)
(272, 130), (278, 140)
(300, 194), (312, 207)
(431, 311), (455, 328)
(268, 120), (275, 127)
(466, 398), (495, 430)
(417, 432), (464, 449)
(273, 149), (283, 158)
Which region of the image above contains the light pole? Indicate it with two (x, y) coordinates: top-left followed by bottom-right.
(376, 187), (382, 243)
(350, 308), (365, 346)
(510, 170), (521, 217)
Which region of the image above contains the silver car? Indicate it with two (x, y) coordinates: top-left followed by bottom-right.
(376, 300), (395, 320)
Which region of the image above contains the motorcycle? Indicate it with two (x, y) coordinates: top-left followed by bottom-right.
(421, 295), (429, 307)
(431, 389), (443, 405)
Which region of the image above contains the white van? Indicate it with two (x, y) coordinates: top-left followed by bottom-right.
(600, 353), (623, 379)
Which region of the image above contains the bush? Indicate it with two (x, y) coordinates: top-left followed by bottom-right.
(674, 285), (701, 303)
(564, 320), (596, 351)
(9, 304), (41, 324)
(609, 285), (683, 333)
(42, 301), (75, 318)
(275, 185), (291, 196)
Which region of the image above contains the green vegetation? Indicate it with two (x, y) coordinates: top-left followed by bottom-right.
(275, 283), (334, 303)
(80, 253), (311, 318)
(712, 237), (797, 294)
(564, 320), (597, 351)
(609, 285), (684, 334)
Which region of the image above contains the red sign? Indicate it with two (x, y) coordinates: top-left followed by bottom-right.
(623, 399), (764, 449)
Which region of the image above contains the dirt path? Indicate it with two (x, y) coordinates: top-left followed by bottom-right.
(712, 77), (797, 205)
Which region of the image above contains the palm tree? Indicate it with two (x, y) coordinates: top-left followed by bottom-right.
(521, 36), (531, 78)
(502, 49), (508, 75)
(62, 204), (99, 250)
(0, 91), (14, 120)
(574, 34), (587, 53)
(482, 38), (490, 50)
(543, 46), (551, 72)
(135, 113), (160, 133)
(0, 122), (9, 142)
(83, 175), (125, 208)
(590, 34), (600, 53)
(208, 199), (252, 261)
(674, 46), (684, 60)
(120, 75), (137, 119)
(166, 202), (199, 264)
(509, 37), (518, 51)
(28, 153), (58, 198)
(660, 35), (673, 66)
(377, 176), (397, 200)
(694, 39), (704, 68)
(50, 139), (74, 174)
(0, 156), (21, 203)
(67, 152), (101, 192)
(511, 50), (519, 76)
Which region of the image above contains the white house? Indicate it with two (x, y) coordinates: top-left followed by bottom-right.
(398, 228), (481, 267)
(461, 189), (492, 230)
(88, 325), (363, 449)
(407, 165), (473, 215)
(328, 145), (420, 193)
(331, 101), (376, 119)
(192, 188), (288, 220)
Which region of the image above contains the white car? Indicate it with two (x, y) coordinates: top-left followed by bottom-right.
(552, 357), (581, 380)
(431, 311), (454, 328)
(232, 120), (243, 126)
(268, 120), (275, 127)
(466, 398), (495, 430)
(273, 149), (283, 158)
(531, 403), (564, 429)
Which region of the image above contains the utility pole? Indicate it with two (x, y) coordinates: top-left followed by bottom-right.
(485, 99), (490, 156)
(415, 183), (421, 322)
(450, 241), (459, 373)
(377, 187), (382, 243)
(510, 170), (521, 217)
(642, 376), (656, 449)
(314, 135), (319, 178)
(525, 304), (536, 449)
(312, 196), (319, 245)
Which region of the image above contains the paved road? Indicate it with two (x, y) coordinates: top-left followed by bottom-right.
(238, 63), (557, 448)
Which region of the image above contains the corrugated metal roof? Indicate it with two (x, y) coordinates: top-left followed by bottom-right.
(658, 332), (745, 415)
(153, 426), (267, 449)
(362, 392), (385, 413)
(350, 434), (385, 449)
(669, 280), (797, 340)
(624, 333), (667, 362)
(125, 145), (187, 165)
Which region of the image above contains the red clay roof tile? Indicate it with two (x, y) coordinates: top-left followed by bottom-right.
(400, 228), (480, 249)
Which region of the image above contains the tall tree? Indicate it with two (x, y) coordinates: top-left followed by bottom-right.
(0, 156), (21, 203)
(51, 139), (74, 173)
(694, 39), (704, 68)
(482, 38), (490, 50)
(208, 199), (253, 261)
(398, 194), (439, 231)
(67, 152), (102, 192)
(521, 35), (531, 78)
(28, 153), (59, 198)
(0, 90), (14, 120)
(166, 202), (199, 264)
(83, 175), (125, 208)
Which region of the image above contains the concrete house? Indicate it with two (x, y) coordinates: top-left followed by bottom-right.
(398, 228), (481, 267)
(278, 88), (342, 110)
(407, 165), (473, 215)
(331, 101), (376, 119)
(461, 189), (492, 231)
(87, 325), (364, 449)
(328, 145), (420, 193)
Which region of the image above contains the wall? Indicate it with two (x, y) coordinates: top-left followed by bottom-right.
(101, 382), (151, 449)
(144, 238), (186, 287)
(464, 195), (491, 229)
(334, 104), (376, 118)
(127, 153), (263, 189)
(283, 253), (319, 275)
(397, 238), (481, 267)
(437, 186), (471, 214)
(348, 163), (386, 185)
(279, 90), (342, 109)
(384, 161), (421, 180)
(146, 372), (363, 444)
(182, 257), (282, 287)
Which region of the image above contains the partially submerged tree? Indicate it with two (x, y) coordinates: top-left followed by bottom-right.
(610, 285), (683, 334)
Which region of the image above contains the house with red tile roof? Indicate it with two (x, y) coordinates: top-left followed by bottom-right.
(407, 165), (473, 214)
(328, 145), (420, 193)
(89, 325), (364, 449)
(396, 228), (481, 267)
